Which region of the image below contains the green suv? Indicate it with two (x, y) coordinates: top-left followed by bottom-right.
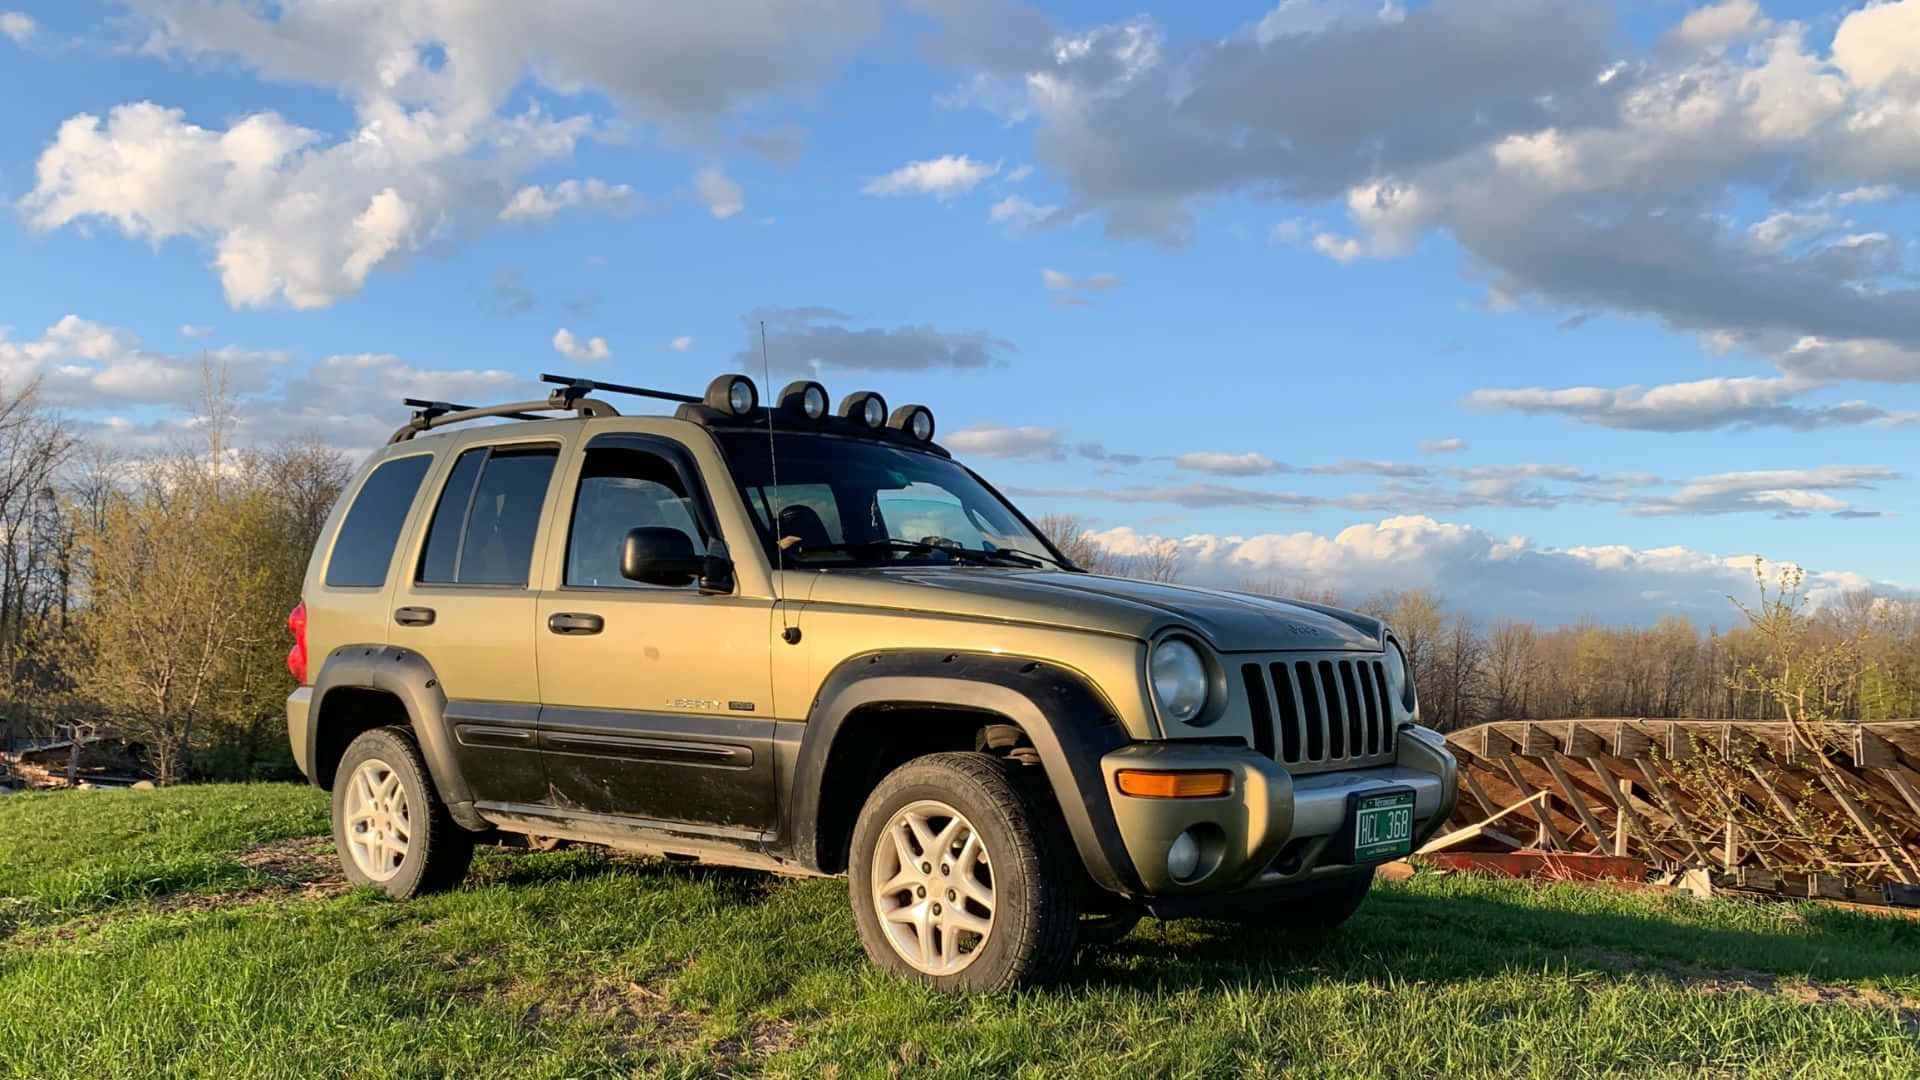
(286, 373), (1457, 992)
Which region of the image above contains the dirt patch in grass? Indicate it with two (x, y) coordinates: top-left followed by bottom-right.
(236, 837), (349, 893)
(1571, 948), (1920, 1033)
(513, 971), (802, 1072)
(1676, 966), (1920, 1033)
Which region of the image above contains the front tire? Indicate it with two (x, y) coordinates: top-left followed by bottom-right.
(331, 726), (474, 898)
(848, 752), (1078, 993)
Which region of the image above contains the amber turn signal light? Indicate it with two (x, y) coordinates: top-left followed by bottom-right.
(1114, 769), (1232, 799)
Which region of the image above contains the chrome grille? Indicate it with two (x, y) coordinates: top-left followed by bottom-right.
(1240, 655), (1396, 772)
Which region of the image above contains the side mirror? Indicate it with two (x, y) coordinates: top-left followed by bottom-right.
(621, 528), (732, 592)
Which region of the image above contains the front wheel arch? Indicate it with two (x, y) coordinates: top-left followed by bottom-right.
(787, 651), (1143, 896)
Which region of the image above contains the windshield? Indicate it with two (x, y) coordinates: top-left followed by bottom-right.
(715, 432), (1064, 569)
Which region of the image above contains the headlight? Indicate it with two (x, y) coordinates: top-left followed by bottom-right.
(1384, 636), (1413, 711)
(1150, 638), (1208, 725)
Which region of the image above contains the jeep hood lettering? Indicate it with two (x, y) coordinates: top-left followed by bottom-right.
(800, 569), (1382, 652)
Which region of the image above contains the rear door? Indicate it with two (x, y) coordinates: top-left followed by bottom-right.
(533, 434), (779, 834)
(391, 436), (565, 806)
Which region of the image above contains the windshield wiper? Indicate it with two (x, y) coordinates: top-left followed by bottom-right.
(791, 538), (1046, 568)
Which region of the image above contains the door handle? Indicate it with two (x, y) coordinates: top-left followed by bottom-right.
(394, 606), (436, 627)
(547, 612), (605, 635)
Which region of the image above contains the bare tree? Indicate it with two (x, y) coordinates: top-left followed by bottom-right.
(1134, 537), (1181, 583)
(1033, 513), (1123, 575)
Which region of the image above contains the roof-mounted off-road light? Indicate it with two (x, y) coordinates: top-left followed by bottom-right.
(778, 380), (829, 421)
(888, 404), (935, 442)
(705, 374), (759, 416)
(839, 390), (888, 430)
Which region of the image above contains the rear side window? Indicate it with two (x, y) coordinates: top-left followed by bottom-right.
(416, 445), (559, 587)
(324, 455), (433, 588)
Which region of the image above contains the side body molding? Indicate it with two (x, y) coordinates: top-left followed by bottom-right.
(785, 651), (1144, 895)
(307, 645), (487, 830)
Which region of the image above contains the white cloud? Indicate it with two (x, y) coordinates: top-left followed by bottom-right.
(694, 166), (744, 219)
(944, 423), (1065, 461)
(924, 0), (1920, 407)
(179, 323), (215, 338)
(500, 178), (637, 222)
(552, 327), (611, 364)
(1418, 437), (1467, 453)
(1467, 374), (1916, 431)
(669, 335), (694, 352)
(1666, 0), (1770, 53)
(1745, 210), (1831, 252)
(0, 314), (281, 409)
(863, 154), (999, 199)
(24, 0), (882, 307)
(988, 195), (1057, 230)
(1172, 451), (1287, 476)
(1040, 268), (1123, 291)
(0, 10), (32, 44)
(1074, 516), (1914, 625)
(1630, 466), (1899, 518)
(263, 352), (526, 452)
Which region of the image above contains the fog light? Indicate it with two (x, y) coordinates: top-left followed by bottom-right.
(1167, 829), (1201, 882)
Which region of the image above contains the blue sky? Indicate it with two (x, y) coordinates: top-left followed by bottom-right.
(1, 0), (1916, 624)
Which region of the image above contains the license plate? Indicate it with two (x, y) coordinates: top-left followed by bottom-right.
(1344, 788), (1415, 863)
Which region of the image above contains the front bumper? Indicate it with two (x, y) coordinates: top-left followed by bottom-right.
(1099, 725), (1457, 897)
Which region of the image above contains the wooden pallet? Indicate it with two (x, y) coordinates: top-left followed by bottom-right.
(1442, 719), (1920, 899)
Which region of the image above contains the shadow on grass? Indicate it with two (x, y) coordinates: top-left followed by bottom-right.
(1073, 882), (1920, 995)
(467, 847), (782, 906)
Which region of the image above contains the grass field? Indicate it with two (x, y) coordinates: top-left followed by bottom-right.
(1, 784), (1916, 1078)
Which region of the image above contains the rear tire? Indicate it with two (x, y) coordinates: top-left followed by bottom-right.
(331, 726), (474, 898)
(848, 752), (1078, 993)
(1229, 866), (1376, 936)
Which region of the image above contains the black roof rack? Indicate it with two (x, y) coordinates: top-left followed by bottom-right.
(539, 373), (700, 406)
(387, 372), (948, 457)
(386, 390), (620, 444)
(402, 398), (545, 422)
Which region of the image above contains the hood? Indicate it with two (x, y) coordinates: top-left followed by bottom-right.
(798, 568), (1383, 653)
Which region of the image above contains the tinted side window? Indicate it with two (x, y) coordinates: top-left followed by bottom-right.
(324, 455), (433, 588)
(415, 446), (558, 587)
(417, 449), (485, 584)
(565, 447), (706, 588)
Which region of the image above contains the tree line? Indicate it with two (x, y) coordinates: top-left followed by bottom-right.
(1038, 514), (1920, 731)
(0, 379), (349, 784)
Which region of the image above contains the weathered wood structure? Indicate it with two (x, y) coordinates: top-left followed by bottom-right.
(1442, 719), (1920, 903)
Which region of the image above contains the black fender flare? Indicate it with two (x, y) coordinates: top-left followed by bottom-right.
(308, 645), (486, 830)
(786, 650), (1144, 896)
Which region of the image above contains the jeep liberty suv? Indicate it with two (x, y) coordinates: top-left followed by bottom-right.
(285, 372), (1457, 992)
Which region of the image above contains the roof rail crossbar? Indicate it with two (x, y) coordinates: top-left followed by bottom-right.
(540, 372), (701, 406)
(387, 392), (620, 444)
(403, 398), (544, 422)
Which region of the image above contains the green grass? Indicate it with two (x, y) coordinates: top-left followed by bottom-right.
(0, 783), (329, 930)
(3, 784), (1917, 1078)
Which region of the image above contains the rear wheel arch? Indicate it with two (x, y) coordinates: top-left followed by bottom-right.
(787, 651), (1143, 894)
(307, 645), (485, 830)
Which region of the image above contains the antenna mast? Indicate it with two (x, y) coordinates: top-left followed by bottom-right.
(761, 321), (796, 640)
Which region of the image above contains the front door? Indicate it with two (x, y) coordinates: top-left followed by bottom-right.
(534, 436), (779, 834)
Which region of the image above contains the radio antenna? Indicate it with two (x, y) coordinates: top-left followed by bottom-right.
(761, 321), (796, 640)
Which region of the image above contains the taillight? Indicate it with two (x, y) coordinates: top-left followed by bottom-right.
(286, 601), (308, 684)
